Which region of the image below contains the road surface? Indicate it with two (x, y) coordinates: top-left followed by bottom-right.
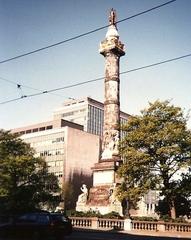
(65, 229), (191, 240)
(0, 229), (190, 240)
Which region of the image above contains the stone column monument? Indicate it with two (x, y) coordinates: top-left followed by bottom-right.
(76, 9), (125, 215)
(100, 8), (125, 161)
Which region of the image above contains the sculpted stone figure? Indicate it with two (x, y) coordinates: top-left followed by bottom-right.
(101, 130), (119, 159)
(109, 183), (120, 205)
(77, 184), (88, 204)
(109, 8), (116, 25)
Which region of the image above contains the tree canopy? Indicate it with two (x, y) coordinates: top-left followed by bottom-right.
(0, 130), (60, 214)
(117, 100), (191, 218)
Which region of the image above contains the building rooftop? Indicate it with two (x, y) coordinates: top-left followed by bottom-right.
(11, 119), (83, 135)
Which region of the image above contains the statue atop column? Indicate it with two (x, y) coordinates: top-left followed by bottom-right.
(109, 8), (117, 26)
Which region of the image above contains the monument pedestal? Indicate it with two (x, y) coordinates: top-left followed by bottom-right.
(76, 202), (89, 212)
(89, 160), (122, 215)
(76, 160), (123, 215)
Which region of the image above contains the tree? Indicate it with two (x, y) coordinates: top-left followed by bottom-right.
(0, 130), (60, 214)
(117, 100), (191, 219)
(156, 195), (191, 218)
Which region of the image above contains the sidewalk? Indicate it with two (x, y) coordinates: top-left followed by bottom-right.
(74, 227), (191, 239)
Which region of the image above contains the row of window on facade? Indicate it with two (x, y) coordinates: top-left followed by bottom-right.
(47, 160), (63, 167)
(61, 108), (86, 118)
(18, 125), (53, 135)
(38, 149), (64, 157)
(50, 169), (63, 179)
(88, 105), (104, 136)
(47, 162), (63, 178)
(30, 137), (65, 147)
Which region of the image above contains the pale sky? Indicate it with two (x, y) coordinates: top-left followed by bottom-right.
(0, 0), (191, 130)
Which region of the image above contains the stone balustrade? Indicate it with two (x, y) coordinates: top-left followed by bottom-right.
(70, 217), (92, 228)
(132, 220), (158, 231)
(69, 216), (191, 235)
(164, 222), (191, 232)
(98, 218), (124, 230)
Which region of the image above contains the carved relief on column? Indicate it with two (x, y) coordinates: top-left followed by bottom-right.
(101, 129), (119, 159)
(105, 52), (119, 81)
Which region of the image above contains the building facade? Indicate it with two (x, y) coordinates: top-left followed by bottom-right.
(53, 97), (129, 137)
(12, 119), (100, 208)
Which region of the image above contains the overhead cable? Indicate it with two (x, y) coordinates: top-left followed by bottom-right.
(0, 76), (65, 98)
(1, 52), (190, 105)
(0, 0), (176, 64)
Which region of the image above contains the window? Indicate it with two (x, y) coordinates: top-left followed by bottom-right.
(18, 214), (37, 223)
(52, 137), (64, 143)
(32, 128), (38, 133)
(37, 215), (50, 224)
(62, 111), (75, 117)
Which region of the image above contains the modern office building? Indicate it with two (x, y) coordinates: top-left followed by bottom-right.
(12, 118), (101, 208)
(53, 97), (130, 137)
(12, 119), (100, 180)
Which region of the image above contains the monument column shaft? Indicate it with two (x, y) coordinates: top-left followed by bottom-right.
(99, 10), (125, 161)
(102, 52), (120, 160)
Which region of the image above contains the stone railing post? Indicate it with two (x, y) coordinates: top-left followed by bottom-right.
(158, 221), (165, 232)
(91, 217), (98, 229)
(124, 218), (132, 231)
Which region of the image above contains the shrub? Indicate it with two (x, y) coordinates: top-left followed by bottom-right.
(132, 216), (158, 222)
(67, 210), (123, 219)
(101, 211), (123, 219)
(159, 214), (188, 223)
(67, 209), (101, 218)
(159, 214), (171, 222)
(172, 217), (187, 223)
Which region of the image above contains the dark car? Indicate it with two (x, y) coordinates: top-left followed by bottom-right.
(0, 211), (72, 240)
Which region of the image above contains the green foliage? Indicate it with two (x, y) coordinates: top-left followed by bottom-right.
(68, 210), (101, 218)
(159, 215), (188, 223)
(117, 100), (191, 218)
(101, 211), (123, 219)
(0, 130), (60, 214)
(159, 214), (171, 222)
(156, 196), (191, 218)
(172, 217), (188, 223)
(68, 210), (122, 219)
(131, 216), (158, 222)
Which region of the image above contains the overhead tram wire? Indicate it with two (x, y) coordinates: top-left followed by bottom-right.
(1, 52), (190, 105)
(0, 76), (66, 98)
(120, 53), (191, 75)
(0, 0), (176, 64)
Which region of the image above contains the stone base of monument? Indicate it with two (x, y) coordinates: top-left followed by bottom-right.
(76, 158), (123, 216)
(76, 185), (123, 216)
(88, 185), (110, 206)
(76, 204), (122, 215)
(76, 202), (90, 212)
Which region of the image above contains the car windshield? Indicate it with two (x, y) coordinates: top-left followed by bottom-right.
(51, 214), (68, 222)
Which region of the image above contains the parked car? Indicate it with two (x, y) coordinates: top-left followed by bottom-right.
(0, 211), (72, 240)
